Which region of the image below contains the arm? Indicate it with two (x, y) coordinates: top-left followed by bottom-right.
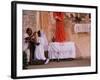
(30, 37), (40, 45)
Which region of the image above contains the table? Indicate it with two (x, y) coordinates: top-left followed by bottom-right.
(48, 42), (76, 59)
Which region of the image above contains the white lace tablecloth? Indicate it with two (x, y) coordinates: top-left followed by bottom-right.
(48, 42), (76, 59)
(74, 23), (91, 33)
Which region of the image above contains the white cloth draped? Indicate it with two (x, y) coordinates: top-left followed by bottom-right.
(48, 42), (76, 59)
(74, 23), (91, 33)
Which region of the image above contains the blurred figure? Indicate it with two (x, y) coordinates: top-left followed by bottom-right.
(24, 28), (36, 65)
(34, 30), (49, 64)
(53, 12), (66, 42)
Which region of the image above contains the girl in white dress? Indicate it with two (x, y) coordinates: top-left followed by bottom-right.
(34, 31), (49, 64)
(35, 35), (46, 60)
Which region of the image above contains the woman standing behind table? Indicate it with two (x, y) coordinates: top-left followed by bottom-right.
(34, 30), (49, 64)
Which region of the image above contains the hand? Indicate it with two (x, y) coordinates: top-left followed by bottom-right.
(55, 16), (62, 21)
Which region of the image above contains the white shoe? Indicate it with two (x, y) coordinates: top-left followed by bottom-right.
(44, 59), (49, 64)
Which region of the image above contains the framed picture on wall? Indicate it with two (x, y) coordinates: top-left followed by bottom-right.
(11, 1), (98, 79)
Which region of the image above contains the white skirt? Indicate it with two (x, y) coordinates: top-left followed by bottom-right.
(34, 44), (46, 60)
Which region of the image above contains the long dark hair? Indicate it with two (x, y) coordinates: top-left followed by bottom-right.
(37, 30), (41, 37)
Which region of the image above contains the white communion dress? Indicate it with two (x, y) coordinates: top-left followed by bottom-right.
(34, 37), (46, 60)
(41, 31), (48, 51)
